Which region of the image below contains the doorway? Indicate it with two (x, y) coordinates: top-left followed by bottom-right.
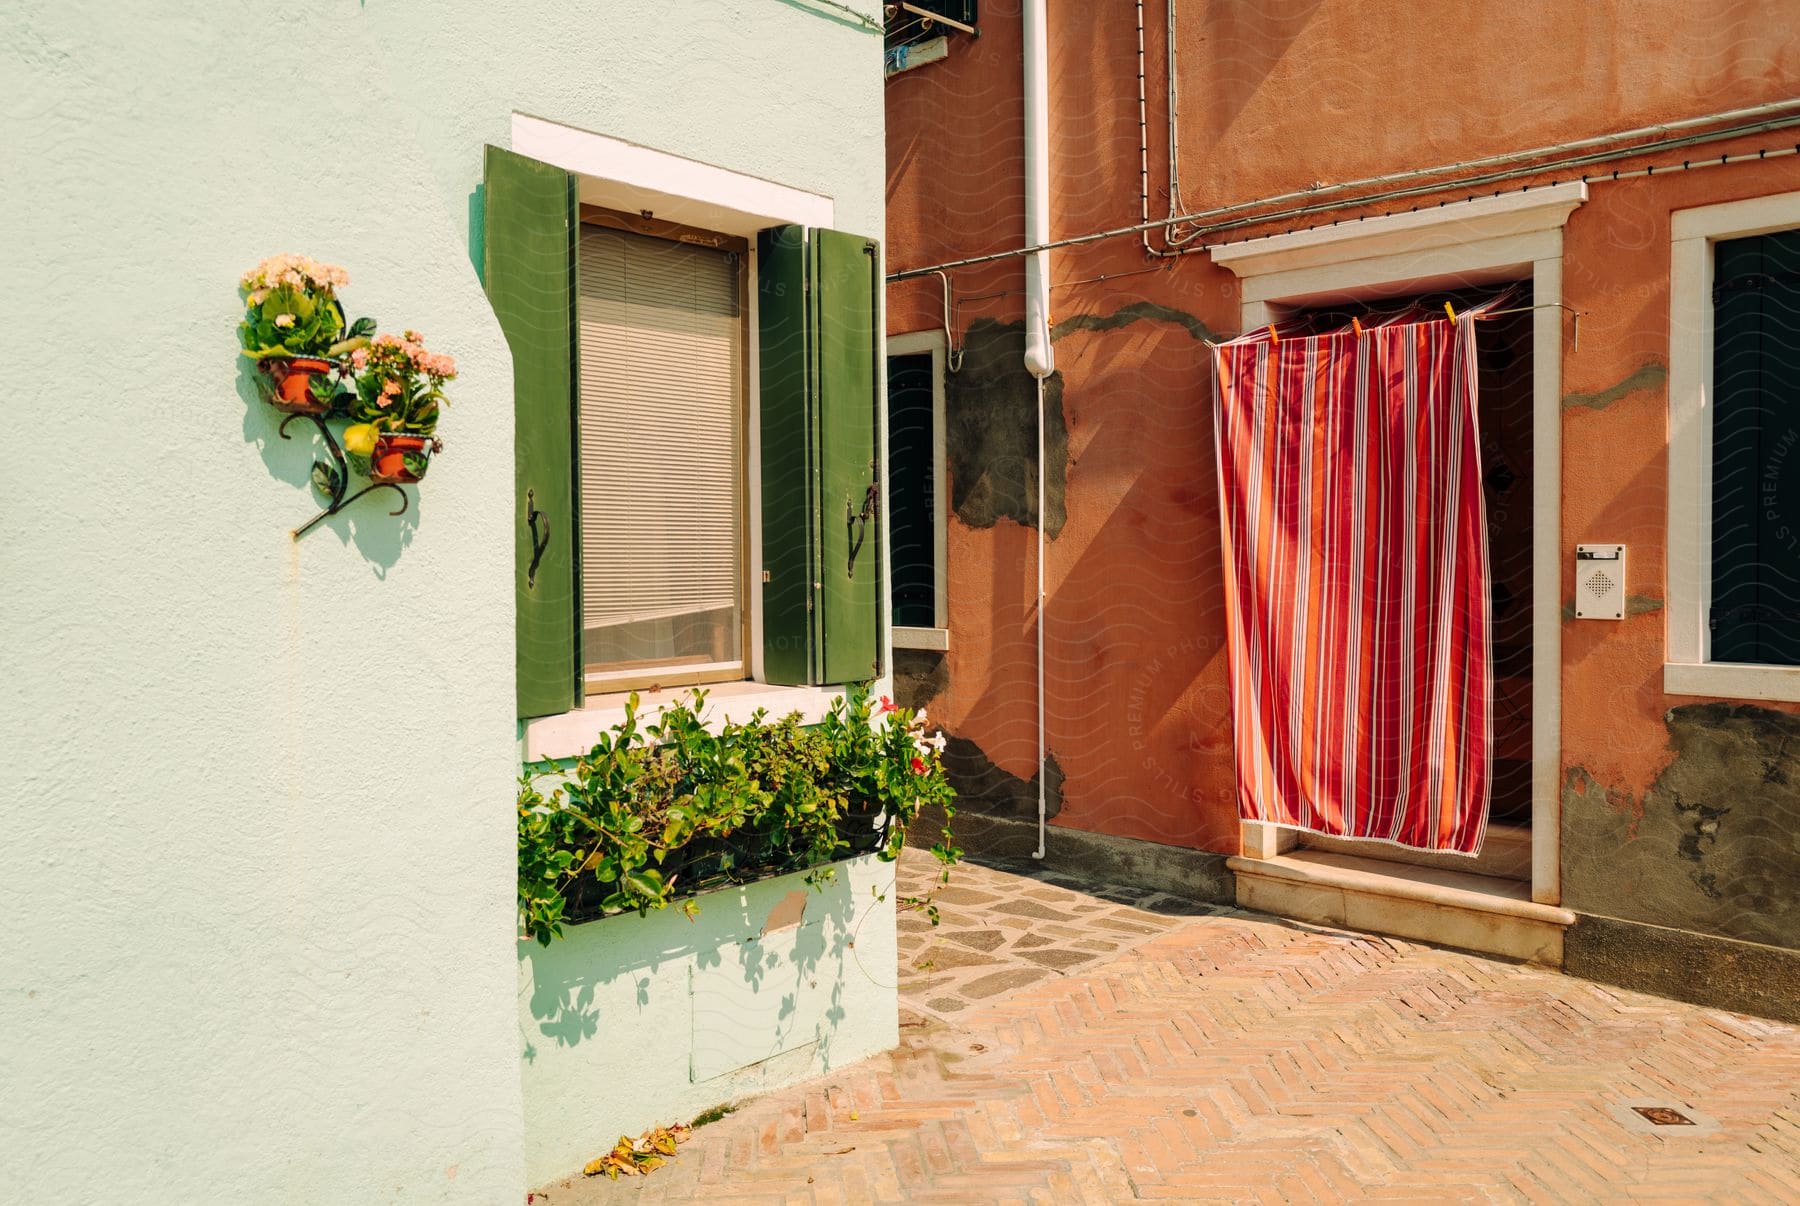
(1283, 287), (1536, 884)
(1217, 183), (1582, 946)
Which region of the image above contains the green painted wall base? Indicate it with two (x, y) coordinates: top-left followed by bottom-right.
(1564, 911), (1800, 1024)
(518, 854), (899, 1186)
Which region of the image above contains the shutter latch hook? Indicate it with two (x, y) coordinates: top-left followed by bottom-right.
(845, 482), (879, 579)
(525, 489), (552, 589)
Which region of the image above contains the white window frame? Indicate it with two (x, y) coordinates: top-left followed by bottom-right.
(1210, 181), (1587, 906)
(886, 329), (950, 650)
(1666, 188), (1800, 703)
(510, 114), (886, 759)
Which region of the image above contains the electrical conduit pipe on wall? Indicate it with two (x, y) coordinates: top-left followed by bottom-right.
(1023, 0), (1052, 860)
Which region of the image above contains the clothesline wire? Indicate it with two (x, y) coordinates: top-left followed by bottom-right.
(1202, 295), (1577, 349)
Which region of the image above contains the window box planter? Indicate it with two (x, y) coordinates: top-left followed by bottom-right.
(519, 851), (900, 1186)
(514, 690), (954, 1185)
(517, 684), (957, 947)
(556, 806), (898, 928)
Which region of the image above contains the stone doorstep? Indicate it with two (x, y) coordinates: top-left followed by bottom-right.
(1227, 850), (1575, 966)
(1300, 821), (1534, 881)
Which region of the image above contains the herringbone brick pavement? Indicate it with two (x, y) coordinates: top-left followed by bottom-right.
(537, 852), (1800, 1204)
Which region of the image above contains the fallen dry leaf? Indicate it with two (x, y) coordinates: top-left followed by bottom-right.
(581, 1122), (692, 1179)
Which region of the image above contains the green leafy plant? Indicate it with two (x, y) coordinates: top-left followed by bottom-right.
(237, 253), (373, 362)
(517, 683), (960, 945)
(346, 329), (456, 435)
(341, 330), (456, 478)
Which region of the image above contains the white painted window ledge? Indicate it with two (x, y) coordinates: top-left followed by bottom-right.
(1663, 661), (1800, 704)
(525, 682), (850, 762)
(892, 626), (949, 651)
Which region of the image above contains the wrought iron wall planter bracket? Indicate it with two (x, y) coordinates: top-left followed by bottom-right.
(278, 412), (409, 540)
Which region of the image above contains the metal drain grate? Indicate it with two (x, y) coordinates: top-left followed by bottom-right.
(1631, 1105), (1696, 1127)
(1612, 1098), (1717, 1134)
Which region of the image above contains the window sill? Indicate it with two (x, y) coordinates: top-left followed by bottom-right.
(1664, 661), (1800, 703)
(892, 626), (949, 651)
(524, 681), (849, 762)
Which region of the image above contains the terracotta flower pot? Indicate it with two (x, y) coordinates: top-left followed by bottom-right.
(260, 356), (335, 415)
(370, 432), (435, 484)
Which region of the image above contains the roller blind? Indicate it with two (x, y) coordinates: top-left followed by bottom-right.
(577, 225), (743, 674)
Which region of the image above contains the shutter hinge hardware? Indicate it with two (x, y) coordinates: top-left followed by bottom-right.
(762, 569), (772, 583)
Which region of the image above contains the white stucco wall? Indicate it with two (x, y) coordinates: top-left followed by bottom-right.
(0, 2), (883, 1202)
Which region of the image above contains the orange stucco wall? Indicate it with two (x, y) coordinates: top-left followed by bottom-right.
(886, 1), (1800, 860)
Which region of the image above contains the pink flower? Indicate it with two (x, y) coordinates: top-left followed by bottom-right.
(910, 756), (926, 775)
(350, 349), (368, 369)
(273, 314), (295, 328)
(878, 695), (899, 714)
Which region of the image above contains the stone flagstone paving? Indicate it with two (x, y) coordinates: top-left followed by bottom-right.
(534, 848), (1800, 1204)
(896, 857), (1221, 1022)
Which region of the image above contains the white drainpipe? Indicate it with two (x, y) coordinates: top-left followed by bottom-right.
(1023, 0), (1052, 860)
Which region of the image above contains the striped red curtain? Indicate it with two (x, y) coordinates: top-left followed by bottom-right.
(1210, 309), (1492, 855)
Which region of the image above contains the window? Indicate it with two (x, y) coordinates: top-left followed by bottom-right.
(886, 331), (948, 647)
(1668, 190), (1800, 701)
(577, 220), (746, 689)
(480, 142), (884, 721)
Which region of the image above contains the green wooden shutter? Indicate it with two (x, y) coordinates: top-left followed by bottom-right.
(1711, 229), (1800, 667)
(814, 229), (883, 683)
(758, 225), (817, 685)
(757, 226), (882, 685)
(483, 145), (582, 717)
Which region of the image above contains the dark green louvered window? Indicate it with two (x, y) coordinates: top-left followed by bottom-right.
(483, 146), (883, 715)
(1711, 228), (1800, 667)
(886, 352), (938, 629)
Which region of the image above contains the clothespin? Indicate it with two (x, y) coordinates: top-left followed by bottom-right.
(1351, 317), (1364, 338)
(1444, 301), (1457, 323)
(1268, 324), (1279, 345)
